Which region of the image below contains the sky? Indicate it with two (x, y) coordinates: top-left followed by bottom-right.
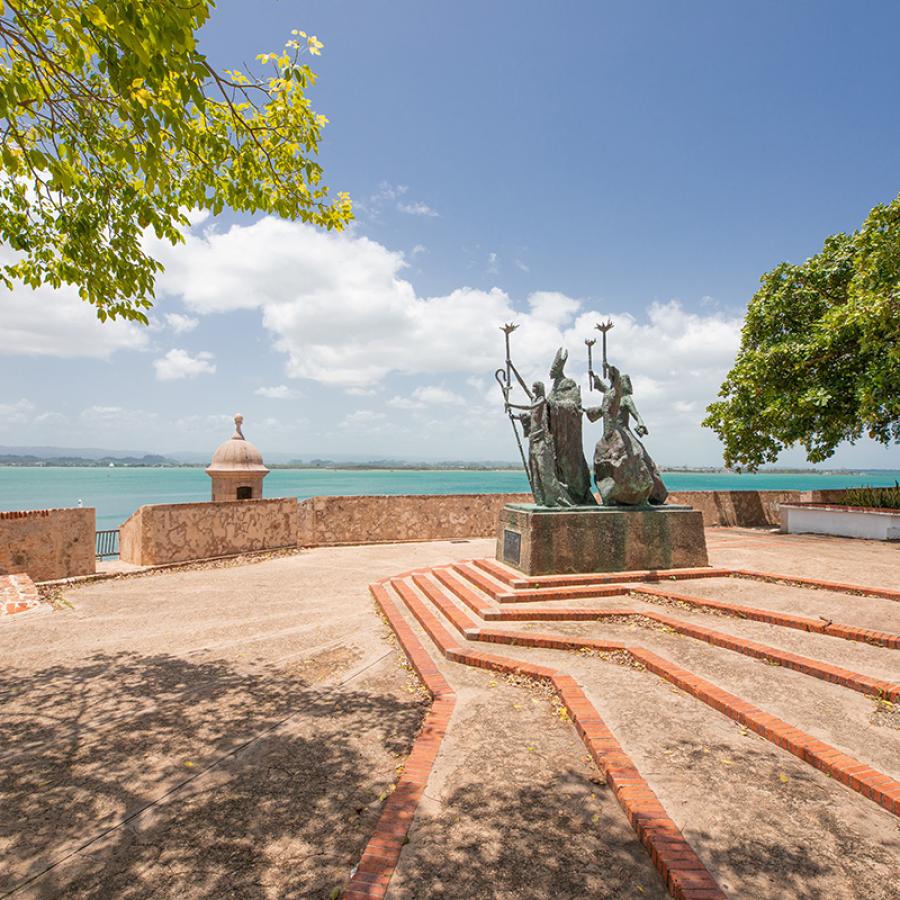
(1, 0), (899, 467)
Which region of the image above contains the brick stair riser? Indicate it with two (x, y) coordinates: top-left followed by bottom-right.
(415, 570), (900, 820)
(343, 585), (456, 899)
(392, 577), (726, 899)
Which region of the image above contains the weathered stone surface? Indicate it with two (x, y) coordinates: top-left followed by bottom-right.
(666, 489), (859, 528)
(119, 498), (299, 566)
(293, 489), (864, 546)
(296, 493), (532, 546)
(0, 508), (95, 581)
(496, 503), (709, 575)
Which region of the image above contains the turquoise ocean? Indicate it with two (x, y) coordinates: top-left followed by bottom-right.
(1, 466), (899, 531)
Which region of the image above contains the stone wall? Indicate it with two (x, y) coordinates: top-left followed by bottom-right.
(297, 489), (859, 543)
(119, 497), (299, 566)
(24, 486), (860, 572)
(0, 507), (96, 581)
(667, 489), (856, 527)
(296, 493), (533, 546)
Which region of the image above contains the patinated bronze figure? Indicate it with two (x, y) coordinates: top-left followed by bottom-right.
(547, 348), (598, 507)
(586, 365), (668, 505)
(508, 381), (574, 507)
(497, 322), (666, 508)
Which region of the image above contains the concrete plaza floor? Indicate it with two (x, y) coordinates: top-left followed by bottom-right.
(1, 529), (898, 898)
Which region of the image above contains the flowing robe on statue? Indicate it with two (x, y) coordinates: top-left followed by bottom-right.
(547, 377), (597, 506)
(518, 399), (573, 507)
(586, 376), (667, 506)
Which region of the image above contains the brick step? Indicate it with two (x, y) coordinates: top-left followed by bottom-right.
(473, 557), (731, 590)
(384, 575), (726, 900)
(633, 585), (900, 650)
(403, 568), (900, 819)
(734, 569), (900, 603)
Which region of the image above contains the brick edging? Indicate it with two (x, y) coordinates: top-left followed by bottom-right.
(474, 557), (731, 589)
(461, 559), (900, 650)
(629, 648), (900, 817)
(632, 586), (900, 650)
(472, 558), (900, 604)
(416, 572), (900, 704)
(411, 570), (900, 819)
(733, 569), (900, 602)
(430, 568), (900, 702)
(342, 585), (456, 899)
(642, 610), (900, 703)
(392, 577), (725, 900)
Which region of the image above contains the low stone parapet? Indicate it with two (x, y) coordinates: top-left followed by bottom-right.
(1, 487), (871, 578)
(664, 488), (866, 527)
(119, 497), (300, 566)
(0, 507), (95, 581)
(296, 492), (532, 546)
(296, 488), (861, 542)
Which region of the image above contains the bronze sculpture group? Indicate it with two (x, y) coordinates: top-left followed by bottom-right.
(498, 321), (668, 509)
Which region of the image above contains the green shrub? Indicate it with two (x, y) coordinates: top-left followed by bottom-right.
(841, 482), (900, 509)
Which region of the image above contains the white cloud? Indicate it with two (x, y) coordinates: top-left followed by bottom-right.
(172, 412), (233, 433)
(148, 217), (742, 441)
(80, 405), (158, 430)
(153, 348), (216, 381)
(0, 399), (36, 423)
(416, 385), (465, 405)
(255, 384), (302, 400)
(0, 400), (72, 437)
(487, 251), (499, 274)
(515, 258), (530, 273)
(358, 181), (408, 219)
(371, 182), (408, 203)
(398, 200), (439, 218)
(339, 409), (387, 430)
(529, 291), (581, 326)
(387, 396), (421, 410)
(81, 405), (125, 422)
(164, 313), (199, 334)
(0, 257), (149, 359)
(389, 385), (466, 409)
(33, 411), (67, 427)
(411, 244), (427, 256)
(357, 182), (438, 220)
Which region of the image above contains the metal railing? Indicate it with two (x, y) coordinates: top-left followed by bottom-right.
(95, 529), (119, 559)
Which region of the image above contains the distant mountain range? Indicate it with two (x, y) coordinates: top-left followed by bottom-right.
(0, 445), (893, 473)
(0, 448), (180, 467)
(0, 445), (520, 469)
(0, 444), (171, 461)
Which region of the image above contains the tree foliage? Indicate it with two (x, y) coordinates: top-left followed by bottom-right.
(0, 0), (352, 322)
(704, 194), (900, 469)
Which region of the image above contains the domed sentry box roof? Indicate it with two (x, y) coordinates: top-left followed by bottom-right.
(206, 414), (269, 502)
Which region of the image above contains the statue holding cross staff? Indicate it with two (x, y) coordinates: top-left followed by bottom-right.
(498, 327), (596, 507)
(585, 320), (668, 506)
(497, 318), (667, 508)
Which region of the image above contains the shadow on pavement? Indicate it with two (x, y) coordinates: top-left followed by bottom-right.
(1, 651), (426, 898)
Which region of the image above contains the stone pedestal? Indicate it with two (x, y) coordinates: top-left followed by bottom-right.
(496, 503), (709, 575)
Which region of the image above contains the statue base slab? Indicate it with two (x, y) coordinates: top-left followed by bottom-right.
(496, 503), (709, 575)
